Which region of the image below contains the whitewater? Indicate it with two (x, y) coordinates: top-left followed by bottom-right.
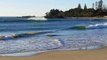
(0, 17), (107, 56)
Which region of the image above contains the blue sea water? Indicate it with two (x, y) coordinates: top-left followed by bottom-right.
(0, 17), (107, 56)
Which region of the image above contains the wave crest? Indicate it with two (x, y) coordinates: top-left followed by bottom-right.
(66, 23), (107, 30)
(88, 23), (107, 27)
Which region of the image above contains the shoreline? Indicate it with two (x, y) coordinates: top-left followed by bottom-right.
(0, 44), (104, 57)
(69, 17), (107, 19)
(45, 17), (107, 20)
(0, 47), (107, 60)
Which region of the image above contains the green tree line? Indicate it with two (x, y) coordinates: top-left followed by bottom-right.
(45, 3), (107, 18)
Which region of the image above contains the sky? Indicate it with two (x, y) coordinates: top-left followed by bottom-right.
(0, 0), (106, 16)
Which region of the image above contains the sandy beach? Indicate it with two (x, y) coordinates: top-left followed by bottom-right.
(0, 47), (107, 60)
(67, 17), (107, 20)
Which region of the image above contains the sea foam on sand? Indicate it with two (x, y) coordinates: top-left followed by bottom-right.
(0, 37), (63, 56)
(0, 37), (105, 56)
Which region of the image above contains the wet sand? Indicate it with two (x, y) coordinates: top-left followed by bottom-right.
(0, 47), (107, 60)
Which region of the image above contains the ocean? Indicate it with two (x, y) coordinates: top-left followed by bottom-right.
(0, 17), (107, 56)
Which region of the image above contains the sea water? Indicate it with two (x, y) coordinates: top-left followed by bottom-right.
(0, 17), (107, 56)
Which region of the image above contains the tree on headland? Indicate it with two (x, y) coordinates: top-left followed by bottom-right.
(78, 3), (82, 9)
(45, 9), (64, 18)
(84, 4), (87, 10)
(98, 0), (103, 10)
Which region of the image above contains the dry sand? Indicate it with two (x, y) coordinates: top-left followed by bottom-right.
(0, 47), (107, 60)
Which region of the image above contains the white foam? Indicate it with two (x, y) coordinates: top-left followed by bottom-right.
(0, 37), (63, 56)
(88, 23), (107, 28)
(0, 51), (45, 56)
(27, 17), (47, 21)
(58, 37), (105, 50)
(0, 36), (105, 56)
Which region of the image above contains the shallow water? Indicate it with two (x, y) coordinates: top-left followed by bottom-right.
(0, 17), (107, 56)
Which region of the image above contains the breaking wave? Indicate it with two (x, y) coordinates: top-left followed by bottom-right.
(87, 23), (107, 29)
(27, 17), (47, 21)
(66, 23), (107, 30)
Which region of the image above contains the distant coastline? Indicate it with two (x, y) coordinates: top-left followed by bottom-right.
(17, 16), (36, 18)
(66, 17), (107, 19)
(45, 0), (107, 19)
(45, 17), (107, 20)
